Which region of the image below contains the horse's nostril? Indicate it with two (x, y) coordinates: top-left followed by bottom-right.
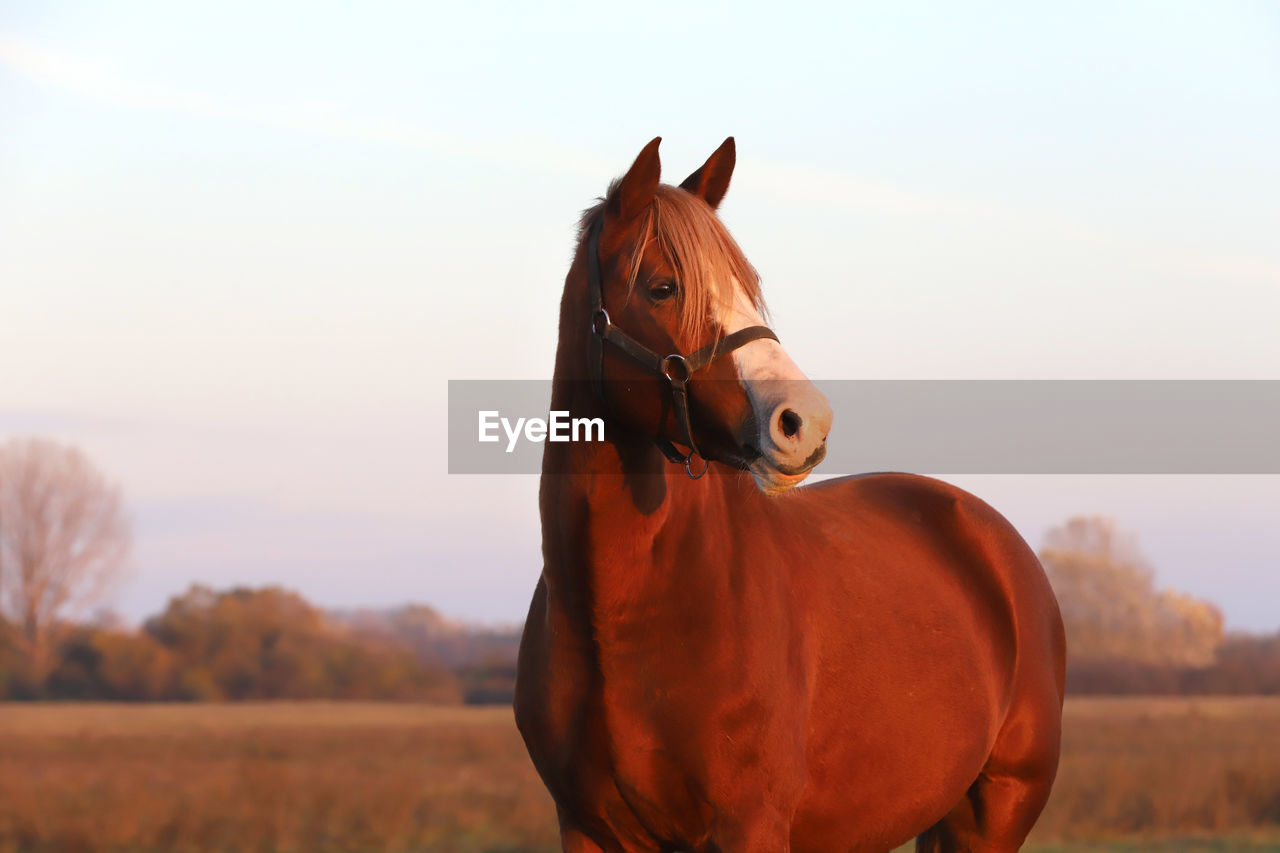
(779, 409), (802, 440)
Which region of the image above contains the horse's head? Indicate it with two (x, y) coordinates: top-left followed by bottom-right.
(575, 137), (832, 495)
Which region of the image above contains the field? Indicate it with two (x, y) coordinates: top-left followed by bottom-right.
(1, 698), (1279, 852)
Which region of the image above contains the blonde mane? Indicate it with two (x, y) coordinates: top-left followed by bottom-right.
(581, 184), (767, 342)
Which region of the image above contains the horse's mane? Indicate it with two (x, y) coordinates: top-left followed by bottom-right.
(580, 183), (767, 342)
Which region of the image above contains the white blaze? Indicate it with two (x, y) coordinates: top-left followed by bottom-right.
(719, 279), (833, 493)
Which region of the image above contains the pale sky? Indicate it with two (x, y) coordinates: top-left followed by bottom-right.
(2, 2), (1278, 630)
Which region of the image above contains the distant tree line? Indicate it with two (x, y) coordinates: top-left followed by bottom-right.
(0, 584), (519, 703)
(1062, 632), (1280, 694)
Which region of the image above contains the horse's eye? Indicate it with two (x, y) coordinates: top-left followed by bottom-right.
(648, 281), (677, 303)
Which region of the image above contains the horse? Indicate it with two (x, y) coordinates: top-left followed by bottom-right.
(515, 137), (1066, 852)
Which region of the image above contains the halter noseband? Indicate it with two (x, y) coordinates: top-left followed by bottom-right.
(585, 216), (779, 479)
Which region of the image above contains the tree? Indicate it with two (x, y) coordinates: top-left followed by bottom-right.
(1039, 516), (1222, 667)
(0, 438), (131, 681)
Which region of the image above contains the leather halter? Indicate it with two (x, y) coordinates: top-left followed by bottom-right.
(585, 216), (779, 478)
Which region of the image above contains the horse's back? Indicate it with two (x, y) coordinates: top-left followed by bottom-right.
(787, 472), (1065, 850)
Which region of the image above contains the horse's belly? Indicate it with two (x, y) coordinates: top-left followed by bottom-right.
(789, 535), (1015, 847)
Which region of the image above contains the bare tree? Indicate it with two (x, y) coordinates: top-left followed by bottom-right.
(0, 438), (131, 679)
(1040, 516), (1222, 667)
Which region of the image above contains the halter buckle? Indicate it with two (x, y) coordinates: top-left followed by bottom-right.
(660, 354), (691, 386)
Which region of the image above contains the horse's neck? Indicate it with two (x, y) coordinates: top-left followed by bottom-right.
(539, 387), (736, 629)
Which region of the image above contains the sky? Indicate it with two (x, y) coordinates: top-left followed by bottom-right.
(1, 2), (1278, 630)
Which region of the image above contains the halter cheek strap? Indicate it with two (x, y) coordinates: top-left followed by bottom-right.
(585, 216), (778, 479)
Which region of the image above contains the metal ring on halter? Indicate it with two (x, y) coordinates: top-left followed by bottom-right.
(592, 309), (611, 338)
(661, 354), (691, 385)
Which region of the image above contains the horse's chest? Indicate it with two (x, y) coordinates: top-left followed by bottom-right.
(589, 637), (811, 843)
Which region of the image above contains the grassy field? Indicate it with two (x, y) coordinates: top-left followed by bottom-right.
(1, 698), (1278, 852)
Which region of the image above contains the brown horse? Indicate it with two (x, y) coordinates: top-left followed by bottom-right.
(515, 137), (1066, 852)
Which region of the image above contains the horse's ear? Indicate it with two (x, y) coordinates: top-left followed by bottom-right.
(608, 137), (662, 223)
(679, 136), (736, 209)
